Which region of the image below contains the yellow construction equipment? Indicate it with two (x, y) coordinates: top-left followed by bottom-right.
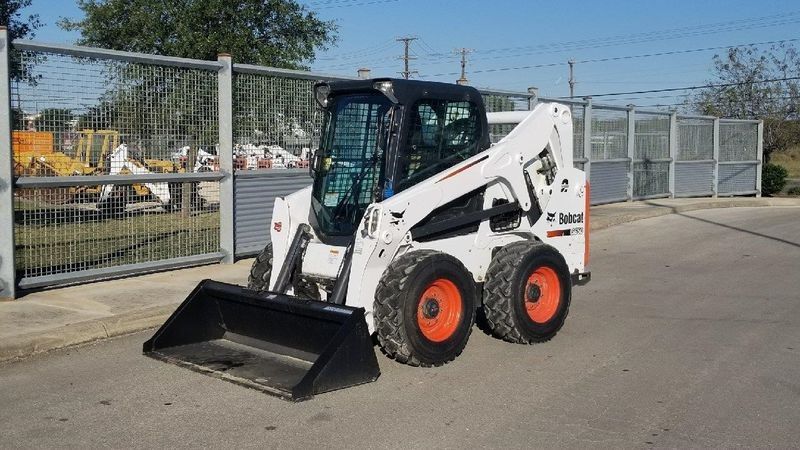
(12, 129), (182, 208)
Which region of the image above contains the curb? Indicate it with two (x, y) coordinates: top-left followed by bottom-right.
(0, 304), (174, 363)
(2, 198), (798, 363)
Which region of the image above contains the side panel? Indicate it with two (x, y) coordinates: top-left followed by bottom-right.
(268, 186), (313, 290)
(531, 167), (588, 273)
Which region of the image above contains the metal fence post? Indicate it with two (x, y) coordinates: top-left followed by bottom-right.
(218, 53), (235, 263)
(0, 28), (16, 300)
(0, 28), (15, 300)
(583, 97), (592, 185)
(712, 118), (720, 197)
(668, 111), (677, 198)
(626, 105), (635, 201)
(756, 120), (764, 197)
(527, 86), (538, 110)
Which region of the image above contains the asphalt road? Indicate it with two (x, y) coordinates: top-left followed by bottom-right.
(2, 207), (799, 449)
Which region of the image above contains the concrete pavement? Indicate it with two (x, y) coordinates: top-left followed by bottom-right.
(1, 206), (799, 448)
(1, 196), (798, 363)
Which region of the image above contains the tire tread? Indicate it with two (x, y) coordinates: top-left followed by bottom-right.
(483, 241), (570, 344)
(374, 250), (475, 367)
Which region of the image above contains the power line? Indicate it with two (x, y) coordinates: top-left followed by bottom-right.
(572, 76), (800, 99)
(418, 38), (440, 56)
(312, 10), (800, 72)
(467, 11), (800, 57)
(316, 33), (796, 72)
(408, 12), (800, 66)
(307, 0), (401, 9)
(314, 39), (397, 61)
(418, 37), (798, 79)
(574, 38), (800, 65)
(636, 94), (800, 109)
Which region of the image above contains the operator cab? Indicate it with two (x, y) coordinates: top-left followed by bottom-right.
(310, 78), (491, 240)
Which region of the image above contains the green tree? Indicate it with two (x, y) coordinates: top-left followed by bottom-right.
(694, 44), (800, 160)
(0, 0), (42, 82)
(33, 108), (74, 132)
(59, 0), (337, 69)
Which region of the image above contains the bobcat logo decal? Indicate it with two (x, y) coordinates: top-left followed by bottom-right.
(546, 212), (556, 223)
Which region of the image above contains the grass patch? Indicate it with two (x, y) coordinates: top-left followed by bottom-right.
(15, 208), (220, 277)
(771, 146), (800, 178)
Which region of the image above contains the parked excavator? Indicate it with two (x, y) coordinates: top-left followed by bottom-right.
(145, 79), (590, 401)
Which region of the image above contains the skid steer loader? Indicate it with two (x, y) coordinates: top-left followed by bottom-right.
(144, 79), (591, 401)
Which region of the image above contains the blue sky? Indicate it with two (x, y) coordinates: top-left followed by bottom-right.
(20, 0), (800, 108)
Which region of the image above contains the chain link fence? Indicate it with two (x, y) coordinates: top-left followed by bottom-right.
(587, 107), (630, 203)
(633, 112), (671, 198)
(14, 182), (220, 282)
(678, 118), (714, 161)
(571, 104), (585, 171)
(718, 121), (761, 194)
(233, 71), (326, 169)
(12, 51), (219, 173)
(482, 92), (531, 143)
(7, 40), (224, 289)
(675, 117), (715, 196)
(720, 122), (759, 162)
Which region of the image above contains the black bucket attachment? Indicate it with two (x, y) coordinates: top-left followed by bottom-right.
(143, 280), (380, 401)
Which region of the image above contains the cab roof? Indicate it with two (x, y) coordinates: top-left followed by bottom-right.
(321, 78), (485, 106)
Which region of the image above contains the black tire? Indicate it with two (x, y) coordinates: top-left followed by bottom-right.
(247, 243), (273, 292)
(247, 243), (321, 300)
(374, 250), (477, 367)
(483, 241), (571, 344)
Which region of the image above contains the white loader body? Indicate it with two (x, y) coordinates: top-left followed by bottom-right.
(268, 102), (588, 332)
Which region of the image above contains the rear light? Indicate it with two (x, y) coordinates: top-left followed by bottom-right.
(584, 182), (590, 266)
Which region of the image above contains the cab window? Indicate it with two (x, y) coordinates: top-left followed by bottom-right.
(396, 100), (481, 192)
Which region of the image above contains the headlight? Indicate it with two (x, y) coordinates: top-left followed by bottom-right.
(362, 206), (382, 238)
(314, 83), (330, 108)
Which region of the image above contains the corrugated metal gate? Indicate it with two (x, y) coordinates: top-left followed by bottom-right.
(234, 170), (311, 256)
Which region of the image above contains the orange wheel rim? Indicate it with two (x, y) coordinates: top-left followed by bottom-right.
(524, 266), (561, 323)
(416, 278), (463, 342)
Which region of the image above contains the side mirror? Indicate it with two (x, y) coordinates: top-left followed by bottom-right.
(310, 150), (320, 178)
(310, 150), (330, 179)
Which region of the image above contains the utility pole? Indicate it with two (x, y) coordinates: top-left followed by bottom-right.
(455, 48), (473, 85)
(397, 36), (418, 79)
(568, 59), (576, 98)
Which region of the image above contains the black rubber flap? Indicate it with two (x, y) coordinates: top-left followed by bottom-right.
(143, 280), (380, 401)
